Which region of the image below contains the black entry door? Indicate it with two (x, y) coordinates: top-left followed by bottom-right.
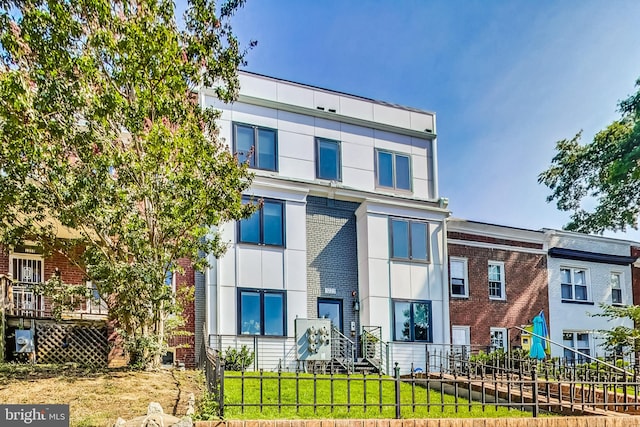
(318, 299), (343, 332)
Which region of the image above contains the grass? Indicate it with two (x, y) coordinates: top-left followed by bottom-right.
(222, 371), (533, 419)
(0, 363), (204, 427)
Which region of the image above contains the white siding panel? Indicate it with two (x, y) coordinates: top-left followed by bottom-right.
(277, 83), (314, 109)
(342, 167), (375, 192)
(369, 258), (390, 298)
(237, 246), (262, 287)
(218, 286), (237, 335)
(342, 143), (373, 170)
(279, 157), (315, 181)
(373, 104), (411, 129)
(410, 264), (429, 300)
(261, 248), (284, 289)
(410, 111), (435, 133)
(278, 131), (314, 162)
(231, 103), (278, 129)
(339, 96), (374, 121)
(314, 91), (340, 113)
(390, 263), (411, 299)
(314, 117), (341, 140)
(285, 249), (307, 292)
(341, 123), (374, 146)
(412, 155), (428, 182)
(239, 74), (277, 100)
(277, 111), (315, 136)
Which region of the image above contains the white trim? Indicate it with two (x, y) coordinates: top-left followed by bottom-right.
(9, 251), (45, 283)
(559, 265), (592, 303)
(609, 270), (623, 305)
(490, 327), (508, 351)
(449, 257), (469, 298)
(488, 260), (506, 301)
(447, 239), (546, 255)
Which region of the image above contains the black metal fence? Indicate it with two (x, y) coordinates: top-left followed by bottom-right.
(205, 357), (640, 419)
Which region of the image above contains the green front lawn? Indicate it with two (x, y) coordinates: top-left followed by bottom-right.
(221, 372), (532, 419)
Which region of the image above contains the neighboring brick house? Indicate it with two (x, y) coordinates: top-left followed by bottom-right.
(447, 219), (548, 352)
(201, 71), (450, 373)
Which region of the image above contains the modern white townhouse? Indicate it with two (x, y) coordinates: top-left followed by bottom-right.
(198, 71), (450, 373)
(544, 229), (636, 362)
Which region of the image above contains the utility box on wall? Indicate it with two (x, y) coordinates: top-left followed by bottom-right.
(295, 318), (331, 361)
(15, 329), (34, 353)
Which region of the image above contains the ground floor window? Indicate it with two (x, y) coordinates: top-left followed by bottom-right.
(238, 288), (286, 336)
(490, 327), (508, 351)
(392, 300), (432, 342)
(563, 331), (590, 363)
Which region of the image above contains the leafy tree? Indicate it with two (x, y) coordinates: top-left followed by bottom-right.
(0, 0), (256, 368)
(539, 77), (640, 234)
(591, 304), (640, 360)
(540, 77), (640, 363)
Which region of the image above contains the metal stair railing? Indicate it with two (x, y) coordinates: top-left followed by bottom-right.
(362, 325), (390, 375)
(331, 327), (355, 373)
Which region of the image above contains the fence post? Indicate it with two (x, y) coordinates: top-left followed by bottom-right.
(218, 356), (225, 418)
(531, 364), (539, 418)
(394, 362), (401, 419)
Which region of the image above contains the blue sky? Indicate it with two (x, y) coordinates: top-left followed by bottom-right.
(223, 1), (640, 239)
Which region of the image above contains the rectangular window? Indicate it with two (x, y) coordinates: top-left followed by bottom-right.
(561, 267), (589, 302)
(316, 138), (341, 181)
(392, 300), (432, 342)
(234, 123), (278, 171)
(390, 218), (429, 262)
(563, 331), (590, 364)
(376, 150), (411, 191)
(611, 272), (622, 305)
(238, 288), (286, 336)
(238, 198), (285, 246)
(450, 257), (468, 297)
(488, 261), (505, 300)
(490, 327), (508, 351)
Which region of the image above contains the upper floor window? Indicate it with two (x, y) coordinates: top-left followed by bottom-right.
(450, 257), (468, 298)
(561, 267), (588, 302)
(376, 150), (411, 191)
(390, 218), (429, 262)
(238, 198), (285, 247)
(238, 288), (286, 336)
(316, 138), (341, 181)
(392, 300), (432, 342)
(611, 272), (622, 305)
(488, 261), (505, 300)
(234, 123), (278, 171)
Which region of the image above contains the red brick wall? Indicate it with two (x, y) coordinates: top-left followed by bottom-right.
(448, 239), (548, 349)
(169, 258), (196, 368)
(0, 245), (85, 284)
(631, 246), (640, 307)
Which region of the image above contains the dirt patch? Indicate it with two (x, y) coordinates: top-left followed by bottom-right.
(0, 364), (204, 427)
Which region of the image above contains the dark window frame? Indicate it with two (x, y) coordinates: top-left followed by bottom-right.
(392, 299), (433, 342)
(233, 122), (279, 172)
(237, 287), (287, 336)
(315, 137), (342, 181)
(375, 149), (412, 191)
(389, 217), (430, 263)
(317, 298), (343, 332)
(237, 197), (286, 247)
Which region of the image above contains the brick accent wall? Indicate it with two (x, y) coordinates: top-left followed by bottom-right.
(170, 258), (196, 368)
(448, 238), (548, 348)
(306, 196), (360, 336)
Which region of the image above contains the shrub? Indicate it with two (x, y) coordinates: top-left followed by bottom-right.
(223, 346), (254, 371)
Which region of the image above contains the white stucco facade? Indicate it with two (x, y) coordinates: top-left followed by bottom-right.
(201, 72), (449, 371)
(544, 229), (635, 360)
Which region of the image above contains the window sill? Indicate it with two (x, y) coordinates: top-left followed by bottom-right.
(489, 297), (506, 302)
(561, 299), (594, 305)
(451, 295), (469, 299)
(612, 303), (626, 307)
(237, 242), (286, 249)
(390, 258), (431, 264)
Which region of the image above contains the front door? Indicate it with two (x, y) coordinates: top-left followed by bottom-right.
(318, 299), (343, 332)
